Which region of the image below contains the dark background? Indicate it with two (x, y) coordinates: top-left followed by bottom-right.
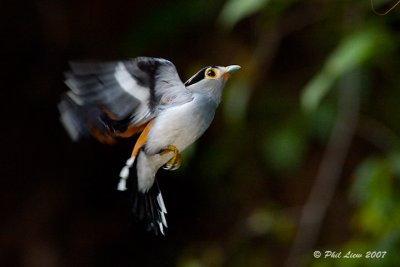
(2, 0), (400, 266)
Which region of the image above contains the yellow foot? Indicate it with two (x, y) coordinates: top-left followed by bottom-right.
(160, 145), (182, 171)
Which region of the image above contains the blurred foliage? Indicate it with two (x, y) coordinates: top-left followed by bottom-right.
(312, 152), (400, 267)
(4, 0), (400, 267)
(218, 0), (270, 29)
(262, 120), (307, 173)
(301, 26), (392, 113)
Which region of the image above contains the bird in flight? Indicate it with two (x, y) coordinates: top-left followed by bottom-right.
(58, 57), (240, 235)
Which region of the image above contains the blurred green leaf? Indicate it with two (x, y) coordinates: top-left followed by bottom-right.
(246, 209), (274, 235)
(223, 81), (251, 126)
(246, 207), (295, 241)
(389, 152), (400, 176)
(177, 244), (225, 267)
(309, 100), (336, 142)
(121, 0), (219, 53)
(301, 27), (390, 113)
(350, 152), (400, 237)
(178, 258), (204, 267)
(351, 157), (390, 205)
(262, 124), (306, 173)
(218, 0), (269, 28)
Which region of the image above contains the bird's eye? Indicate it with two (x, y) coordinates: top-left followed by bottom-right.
(205, 68), (217, 79)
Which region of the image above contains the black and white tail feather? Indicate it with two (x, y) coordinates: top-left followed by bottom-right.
(120, 154), (168, 236)
(133, 179), (168, 235)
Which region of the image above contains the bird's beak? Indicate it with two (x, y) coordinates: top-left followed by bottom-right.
(222, 65), (241, 78)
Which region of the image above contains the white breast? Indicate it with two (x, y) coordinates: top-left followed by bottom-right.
(134, 93), (218, 192)
(145, 93), (217, 155)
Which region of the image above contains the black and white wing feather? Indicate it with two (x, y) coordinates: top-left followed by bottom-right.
(58, 57), (192, 142)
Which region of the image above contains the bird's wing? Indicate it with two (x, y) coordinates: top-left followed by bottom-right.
(58, 57), (193, 143)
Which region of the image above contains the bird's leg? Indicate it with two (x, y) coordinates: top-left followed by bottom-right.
(160, 145), (182, 171)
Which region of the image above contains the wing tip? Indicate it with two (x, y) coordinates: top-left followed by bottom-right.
(58, 98), (86, 141)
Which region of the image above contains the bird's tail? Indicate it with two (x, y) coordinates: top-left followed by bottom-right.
(118, 156), (168, 235)
(133, 179), (168, 235)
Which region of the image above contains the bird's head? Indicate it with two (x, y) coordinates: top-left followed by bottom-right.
(184, 65), (241, 104)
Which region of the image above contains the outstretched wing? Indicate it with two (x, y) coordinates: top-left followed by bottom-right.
(58, 57), (193, 143)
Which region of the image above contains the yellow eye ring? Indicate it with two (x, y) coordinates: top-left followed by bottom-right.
(205, 68), (218, 79)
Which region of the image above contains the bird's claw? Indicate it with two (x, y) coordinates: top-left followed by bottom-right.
(160, 145), (181, 171)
